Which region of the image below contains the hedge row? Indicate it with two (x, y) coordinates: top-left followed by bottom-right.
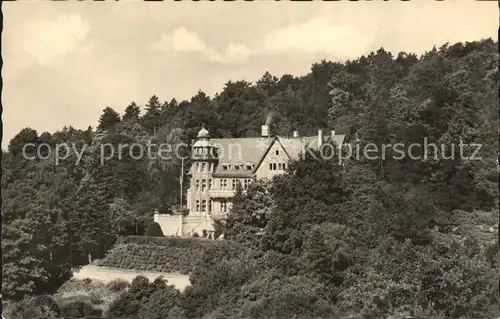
(116, 235), (223, 248)
(94, 243), (205, 274)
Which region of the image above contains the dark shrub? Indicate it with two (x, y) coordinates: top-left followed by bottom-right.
(89, 292), (104, 305)
(32, 295), (60, 315)
(3, 295), (60, 319)
(116, 235), (221, 248)
(145, 222), (164, 237)
(60, 301), (102, 318)
(107, 275), (157, 318)
(106, 279), (131, 293)
(95, 237), (239, 274)
(138, 284), (182, 319)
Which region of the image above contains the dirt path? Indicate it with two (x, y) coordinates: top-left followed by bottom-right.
(73, 265), (191, 291)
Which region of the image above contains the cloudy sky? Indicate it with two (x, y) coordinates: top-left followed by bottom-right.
(3, 1), (497, 148)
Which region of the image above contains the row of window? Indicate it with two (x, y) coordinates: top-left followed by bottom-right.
(195, 179), (210, 191)
(193, 146), (219, 156)
(195, 199), (228, 213)
(194, 178), (253, 191)
(195, 199), (210, 212)
(194, 162), (255, 172)
(269, 163), (288, 171)
(194, 162), (214, 173)
(222, 164), (254, 171)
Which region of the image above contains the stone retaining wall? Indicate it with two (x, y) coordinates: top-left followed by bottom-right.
(153, 214), (215, 238)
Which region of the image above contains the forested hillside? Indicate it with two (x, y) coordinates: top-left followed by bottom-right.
(2, 39), (499, 318)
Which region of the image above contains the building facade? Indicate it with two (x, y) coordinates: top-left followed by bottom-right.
(185, 124), (346, 222)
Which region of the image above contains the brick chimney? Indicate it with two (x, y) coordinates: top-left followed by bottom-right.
(261, 125), (269, 137)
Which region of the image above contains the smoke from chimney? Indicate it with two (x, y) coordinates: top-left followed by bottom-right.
(265, 112), (273, 125)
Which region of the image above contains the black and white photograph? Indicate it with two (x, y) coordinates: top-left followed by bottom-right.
(1, 1), (499, 318)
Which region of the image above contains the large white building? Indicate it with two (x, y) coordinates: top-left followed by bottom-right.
(186, 123), (345, 219)
(155, 123), (345, 238)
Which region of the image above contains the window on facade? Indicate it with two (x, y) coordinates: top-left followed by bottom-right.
(243, 179), (249, 190)
(209, 163), (212, 172)
(201, 179), (206, 191)
(232, 179), (238, 190)
(201, 200), (206, 212)
(273, 163), (277, 170)
(201, 163), (206, 172)
(195, 163), (199, 172)
(195, 200), (200, 212)
(283, 163), (287, 170)
(208, 199), (212, 212)
(275, 150), (279, 155)
(195, 179), (200, 191)
(221, 179), (227, 189)
(208, 179), (212, 189)
(221, 200), (227, 213)
(278, 163), (282, 170)
(269, 163), (273, 170)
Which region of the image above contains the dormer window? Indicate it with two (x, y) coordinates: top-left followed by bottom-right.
(222, 165), (228, 171)
(235, 165), (240, 170)
(246, 165), (253, 170)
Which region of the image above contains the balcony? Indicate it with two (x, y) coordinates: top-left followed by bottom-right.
(208, 189), (235, 198)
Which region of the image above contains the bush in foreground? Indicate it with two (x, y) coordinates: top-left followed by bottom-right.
(106, 278), (131, 293)
(3, 295), (60, 319)
(59, 301), (103, 318)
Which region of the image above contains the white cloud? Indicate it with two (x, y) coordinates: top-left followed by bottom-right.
(261, 18), (374, 59)
(151, 27), (251, 65)
(10, 14), (91, 66)
(151, 19), (374, 65)
(154, 27), (206, 52)
(224, 44), (251, 64)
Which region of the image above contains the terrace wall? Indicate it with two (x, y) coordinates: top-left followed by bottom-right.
(153, 214), (215, 237)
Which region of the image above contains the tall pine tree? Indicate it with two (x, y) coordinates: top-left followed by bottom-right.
(122, 102), (141, 122)
(97, 107), (121, 131)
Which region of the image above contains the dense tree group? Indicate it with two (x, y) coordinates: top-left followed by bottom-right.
(2, 39), (498, 317)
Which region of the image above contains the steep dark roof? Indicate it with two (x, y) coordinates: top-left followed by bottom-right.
(208, 137), (274, 177)
(188, 134), (346, 178)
